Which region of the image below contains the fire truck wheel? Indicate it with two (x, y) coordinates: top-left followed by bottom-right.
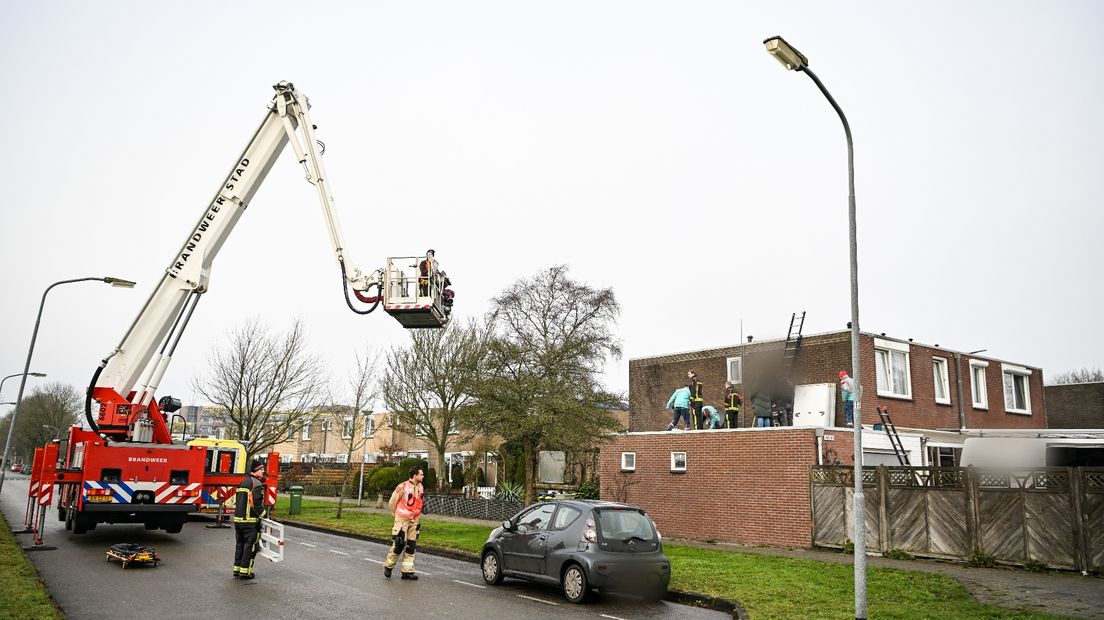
(64, 507), (74, 531)
(72, 513), (94, 535)
(144, 520), (159, 530)
(163, 516), (185, 534)
(58, 506), (67, 522)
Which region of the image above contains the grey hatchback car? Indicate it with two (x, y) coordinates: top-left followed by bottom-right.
(480, 500), (670, 603)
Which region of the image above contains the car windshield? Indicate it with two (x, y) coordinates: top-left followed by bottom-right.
(595, 508), (656, 542)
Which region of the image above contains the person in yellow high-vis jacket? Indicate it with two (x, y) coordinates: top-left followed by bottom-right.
(232, 460), (268, 579)
(384, 466), (425, 580)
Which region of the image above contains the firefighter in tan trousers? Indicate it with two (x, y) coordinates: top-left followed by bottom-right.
(383, 465), (425, 580)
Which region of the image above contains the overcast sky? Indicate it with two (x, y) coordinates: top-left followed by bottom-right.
(1, 1), (1101, 415)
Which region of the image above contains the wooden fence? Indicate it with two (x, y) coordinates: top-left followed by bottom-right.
(810, 465), (1104, 573)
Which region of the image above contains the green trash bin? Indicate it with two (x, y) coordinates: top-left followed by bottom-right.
(289, 486), (304, 515)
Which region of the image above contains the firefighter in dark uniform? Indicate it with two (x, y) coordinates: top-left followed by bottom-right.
(233, 459), (268, 579)
(723, 381), (743, 428)
(687, 370), (704, 430)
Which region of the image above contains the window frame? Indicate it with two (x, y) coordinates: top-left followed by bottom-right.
(621, 452), (636, 472)
(670, 451), (687, 473)
(301, 422), (311, 441)
(1001, 363), (1032, 415)
(341, 416), (353, 439)
(932, 356), (951, 405)
(726, 356), (743, 384)
(970, 360), (989, 410)
(363, 415), (376, 438)
(551, 505), (583, 530)
(874, 338), (912, 399)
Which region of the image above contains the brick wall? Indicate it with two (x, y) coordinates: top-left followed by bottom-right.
(1044, 382), (1104, 428)
(629, 330), (1047, 432)
(600, 428), (837, 548)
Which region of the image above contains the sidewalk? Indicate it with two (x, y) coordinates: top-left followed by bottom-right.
(302, 495), (1103, 618)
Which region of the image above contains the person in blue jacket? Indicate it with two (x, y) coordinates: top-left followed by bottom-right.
(665, 386), (692, 431)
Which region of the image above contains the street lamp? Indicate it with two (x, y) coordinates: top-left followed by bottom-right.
(42, 425), (61, 441)
(0, 277), (136, 495)
(0, 372), (46, 400)
(764, 35), (868, 619)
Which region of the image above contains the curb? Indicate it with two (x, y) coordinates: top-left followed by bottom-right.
(282, 518), (748, 618)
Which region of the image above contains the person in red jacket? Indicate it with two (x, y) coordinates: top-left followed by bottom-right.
(383, 466), (425, 580)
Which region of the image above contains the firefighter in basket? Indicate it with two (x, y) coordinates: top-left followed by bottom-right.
(383, 465), (425, 580)
(232, 460), (268, 580)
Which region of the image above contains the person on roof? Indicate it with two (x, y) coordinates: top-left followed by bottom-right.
(665, 385), (692, 431)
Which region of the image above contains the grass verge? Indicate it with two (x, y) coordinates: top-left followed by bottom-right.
(273, 497), (1066, 620)
(0, 520), (62, 620)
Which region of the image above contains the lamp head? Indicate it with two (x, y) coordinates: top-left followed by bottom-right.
(103, 277), (137, 288)
(764, 36), (808, 71)
(29, 372), (46, 378)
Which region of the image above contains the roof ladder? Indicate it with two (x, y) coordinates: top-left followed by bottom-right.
(781, 311), (806, 375)
(877, 406), (912, 466)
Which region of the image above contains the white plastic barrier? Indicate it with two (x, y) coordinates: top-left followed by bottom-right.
(258, 518), (285, 563)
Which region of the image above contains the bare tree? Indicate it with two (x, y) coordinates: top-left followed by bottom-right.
(382, 319), (487, 490)
(1049, 367), (1104, 385)
(334, 346), (380, 518)
(376, 440), (403, 464)
(465, 266), (625, 505)
(1, 382), (81, 462)
(193, 318), (328, 459)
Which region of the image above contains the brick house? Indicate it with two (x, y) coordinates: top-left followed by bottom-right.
(629, 329), (1046, 433)
(1043, 381), (1104, 428)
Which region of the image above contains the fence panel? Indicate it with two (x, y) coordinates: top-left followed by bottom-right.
(811, 465), (1100, 572)
(927, 489), (969, 557)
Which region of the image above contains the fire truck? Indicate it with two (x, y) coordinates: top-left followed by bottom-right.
(25, 81), (451, 540)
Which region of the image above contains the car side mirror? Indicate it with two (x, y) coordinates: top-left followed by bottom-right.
(502, 520), (513, 531)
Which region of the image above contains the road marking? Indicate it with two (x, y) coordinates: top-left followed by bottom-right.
(452, 579), (486, 589)
(600, 615), (628, 620)
(417, 570), (432, 576)
(516, 594), (558, 606)
(299, 542), (318, 548)
(363, 558), (384, 564)
(329, 550), (349, 556)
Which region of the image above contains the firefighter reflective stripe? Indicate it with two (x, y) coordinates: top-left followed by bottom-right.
(725, 391), (741, 411)
(690, 380), (703, 402)
(234, 486), (257, 523)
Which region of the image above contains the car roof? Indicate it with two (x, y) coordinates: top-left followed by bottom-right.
(541, 499), (643, 511)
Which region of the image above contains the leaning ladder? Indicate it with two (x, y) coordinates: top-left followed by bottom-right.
(877, 406), (911, 466)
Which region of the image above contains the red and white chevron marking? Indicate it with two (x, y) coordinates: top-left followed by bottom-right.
(29, 480), (39, 497)
(265, 485), (276, 506)
(37, 483), (53, 506)
(385, 304), (431, 311)
(155, 482), (203, 504)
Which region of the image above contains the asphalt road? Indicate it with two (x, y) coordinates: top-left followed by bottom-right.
(1, 476), (725, 619)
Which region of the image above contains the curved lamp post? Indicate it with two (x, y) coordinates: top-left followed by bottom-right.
(0, 277), (135, 494)
(764, 35), (867, 619)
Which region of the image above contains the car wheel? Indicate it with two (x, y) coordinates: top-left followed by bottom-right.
(481, 550), (504, 585)
(562, 563), (590, 604)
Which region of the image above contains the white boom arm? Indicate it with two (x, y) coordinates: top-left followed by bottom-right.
(96, 82), (380, 405)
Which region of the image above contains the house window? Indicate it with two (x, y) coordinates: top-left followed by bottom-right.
(670, 451), (687, 473)
(363, 415), (376, 438)
(932, 357), (950, 405)
(448, 418), (460, 435)
(301, 422), (311, 441)
(970, 360), (988, 409)
(342, 417), (353, 439)
(621, 452), (636, 471)
(726, 356), (743, 384)
(1002, 364), (1031, 415)
(874, 338), (912, 399)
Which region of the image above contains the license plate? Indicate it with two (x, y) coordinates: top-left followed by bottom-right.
(86, 495), (113, 503)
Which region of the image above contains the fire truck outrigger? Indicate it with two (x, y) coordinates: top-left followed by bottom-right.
(25, 81), (451, 541)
